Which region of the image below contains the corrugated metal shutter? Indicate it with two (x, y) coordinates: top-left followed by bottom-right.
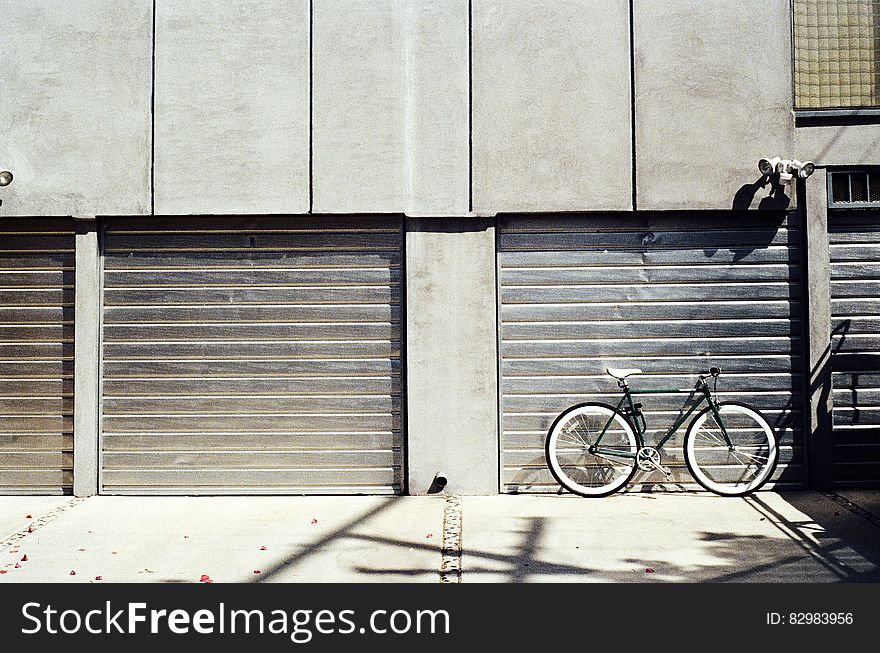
(498, 213), (805, 493)
(100, 216), (403, 494)
(829, 211), (880, 486)
(0, 219), (74, 494)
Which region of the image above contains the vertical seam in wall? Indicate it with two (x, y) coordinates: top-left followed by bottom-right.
(798, 183), (816, 489)
(150, 0), (156, 215)
(628, 0), (637, 212)
(96, 218), (106, 494)
(788, 0), (796, 111)
(494, 217), (503, 493)
(308, 0), (314, 214)
(400, 217), (408, 495)
(468, 0), (473, 213)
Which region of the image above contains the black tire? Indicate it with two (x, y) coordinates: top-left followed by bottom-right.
(684, 401), (779, 496)
(545, 402), (639, 497)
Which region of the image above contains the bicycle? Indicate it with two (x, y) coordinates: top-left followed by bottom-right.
(545, 367), (779, 497)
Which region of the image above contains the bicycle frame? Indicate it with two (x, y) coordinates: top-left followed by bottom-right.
(591, 380), (731, 459)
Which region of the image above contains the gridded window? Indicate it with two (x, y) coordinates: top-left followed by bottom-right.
(828, 168), (880, 206)
(793, 0), (880, 109)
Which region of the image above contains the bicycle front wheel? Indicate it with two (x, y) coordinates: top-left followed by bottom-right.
(546, 403), (638, 497)
(684, 402), (779, 496)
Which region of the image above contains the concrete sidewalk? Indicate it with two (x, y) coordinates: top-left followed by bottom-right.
(1, 491), (879, 583)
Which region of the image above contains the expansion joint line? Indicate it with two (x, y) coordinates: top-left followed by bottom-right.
(0, 498), (87, 550)
(821, 491), (880, 529)
(439, 494), (462, 583)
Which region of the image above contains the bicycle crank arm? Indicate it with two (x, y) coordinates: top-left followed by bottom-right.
(644, 459), (674, 481)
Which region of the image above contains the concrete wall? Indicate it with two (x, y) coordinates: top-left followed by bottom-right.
(5, 1), (876, 218)
(312, 0), (470, 215)
(633, 0), (795, 211)
(0, 1), (152, 217)
(472, 0), (633, 214)
(796, 124), (880, 167)
(153, 1), (310, 215)
(405, 220), (499, 495)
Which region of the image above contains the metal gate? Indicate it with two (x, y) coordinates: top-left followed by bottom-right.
(829, 211), (880, 486)
(0, 219), (74, 494)
(99, 216), (403, 494)
(498, 213), (805, 492)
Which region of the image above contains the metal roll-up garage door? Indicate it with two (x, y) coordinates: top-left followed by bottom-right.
(498, 213), (805, 493)
(0, 218), (74, 494)
(100, 216), (402, 494)
(829, 211), (880, 486)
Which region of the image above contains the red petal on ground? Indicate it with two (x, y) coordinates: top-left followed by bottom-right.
(69, 570), (76, 576)
(260, 546), (267, 551)
(14, 564), (21, 569)
(95, 576), (102, 581)
(25, 515), (32, 519)
(0, 570), (6, 574)
(426, 533), (433, 538)
(20, 555), (28, 562)
(253, 570), (261, 574)
(78, 548), (86, 552)
(27, 527), (33, 533)
(200, 574), (210, 582)
(645, 567), (655, 573)
(310, 519), (318, 524)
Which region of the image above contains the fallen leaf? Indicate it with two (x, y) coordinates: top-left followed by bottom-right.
(20, 555), (28, 562)
(200, 574), (210, 582)
(0, 570), (7, 575)
(78, 548), (86, 552)
(645, 567), (655, 573)
(426, 533), (433, 539)
(260, 546), (267, 551)
(94, 576), (102, 581)
(14, 563), (21, 569)
(253, 570), (261, 574)
(25, 515), (32, 519)
(310, 519), (318, 524)
(69, 570), (76, 576)
(27, 527), (33, 533)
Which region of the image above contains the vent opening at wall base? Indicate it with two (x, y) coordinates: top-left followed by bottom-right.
(828, 168), (880, 208)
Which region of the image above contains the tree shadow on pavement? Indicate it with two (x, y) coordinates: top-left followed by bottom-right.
(249, 493), (880, 583)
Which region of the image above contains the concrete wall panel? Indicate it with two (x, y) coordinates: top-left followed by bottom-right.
(406, 220), (499, 495)
(472, 0), (633, 214)
(0, 1), (151, 216)
(154, 1), (310, 215)
(312, 0), (469, 215)
(795, 124), (880, 168)
(634, 0), (795, 211)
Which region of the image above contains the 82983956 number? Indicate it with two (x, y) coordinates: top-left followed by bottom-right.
(791, 613), (852, 625)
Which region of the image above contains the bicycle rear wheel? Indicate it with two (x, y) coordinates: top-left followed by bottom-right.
(545, 403), (638, 497)
(684, 402), (778, 496)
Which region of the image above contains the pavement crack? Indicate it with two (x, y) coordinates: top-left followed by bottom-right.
(1, 497), (87, 549)
(821, 491), (880, 529)
(439, 494), (462, 583)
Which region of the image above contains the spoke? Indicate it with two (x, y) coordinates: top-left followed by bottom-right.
(695, 427), (728, 448)
(730, 448), (770, 465)
(727, 449), (760, 476)
(558, 432), (588, 448)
